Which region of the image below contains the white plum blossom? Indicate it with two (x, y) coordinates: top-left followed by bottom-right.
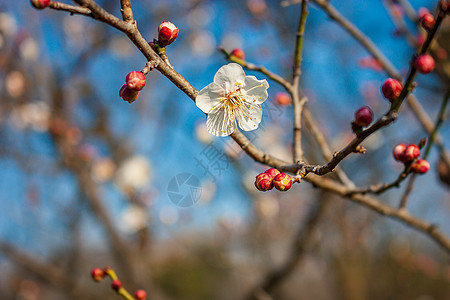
(196, 63), (269, 136)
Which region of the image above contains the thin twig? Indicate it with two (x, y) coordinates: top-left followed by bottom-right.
(218, 47), (292, 91)
(120, 0), (134, 22)
(49, 1), (92, 16)
(347, 165), (412, 195)
(292, 0), (309, 163)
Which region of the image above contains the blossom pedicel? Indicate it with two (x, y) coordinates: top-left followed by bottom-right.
(196, 63), (269, 136)
(158, 21), (179, 47)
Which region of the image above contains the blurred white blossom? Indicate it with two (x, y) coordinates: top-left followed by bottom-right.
(115, 155), (152, 192)
(119, 205), (148, 234)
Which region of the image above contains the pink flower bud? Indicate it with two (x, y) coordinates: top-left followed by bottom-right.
(91, 268), (105, 282)
(255, 173), (273, 191)
(393, 143), (407, 162)
(111, 280), (122, 292)
(440, 0), (449, 14)
(126, 71), (146, 91)
(381, 78), (403, 102)
(230, 48), (245, 60)
(404, 144), (420, 161)
(158, 21), (179, 47)
(119, 84), (139, 103)
(275, 92), (292, 106)
(135, 290), (147, 300)
(354, 106), (374, 127)
(420, 13), (435, 31)
(411, 159), (430, 174)
(273, 173), (292, 191)
(414, 54), (435, 74)
(418, 7), (430, 19)
(264, 168), (280, 179)
(30, 0), (50, 9)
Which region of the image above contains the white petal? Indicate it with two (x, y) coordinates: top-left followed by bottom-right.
(243, 76), (269, 105)
(213, 63), (246, 93)
(236, 104), (263, 131)
(206, 108), (237, 136)
(196, 82), (225, 113)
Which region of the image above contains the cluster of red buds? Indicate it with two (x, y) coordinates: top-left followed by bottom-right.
(255, 168), (293, 192)
(91, 267), (147, 300)
(352, 106), (374, 132)
(30, 0), (50, 9)
(119, 71), (146, 103)
(393, 143), (430, 174)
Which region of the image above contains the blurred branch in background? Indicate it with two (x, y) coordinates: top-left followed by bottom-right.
(0, 0), (449, 299)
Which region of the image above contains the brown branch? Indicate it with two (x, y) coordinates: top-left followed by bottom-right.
(347, 165), (412, 195)
(49, 1), (92, 16)
(44, 0), (450, 254)
(292, 0), (309, 163)
(218, 47), (292, 91)
(72, 0), (133, 33)
(0, 240), (73, 289)
(229, 131), (450, 253)
(245, 197), (329, 299)
(120, 0), (134, 22)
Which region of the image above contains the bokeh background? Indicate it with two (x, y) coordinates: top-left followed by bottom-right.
(0, 0), (449, 299)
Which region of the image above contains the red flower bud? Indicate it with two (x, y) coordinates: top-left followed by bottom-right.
(158, 21), (179, 47)
(264, 168), (280, 179)
(135, 290), (147, 300)
(418, 7), (430, 19)
(119, 84), (139, 103)
(414, 54), (435, 74)
(440, 0), (449, 14)
(354, 106), (374, 127)
(275, 92), (292, 106)
(91, 268), (105, 282)
(111, 280), (122, 292)
(230, 48), (245, 60)
(381, 78), (403, 102)
(420, 13), (435, 31)
(404, 144), (420, 161)
(126, 71), (146, 91)
(411, 159), (430, 174)
(273, 173), (292, 191)
(393, 144), (407, 162)
(255, 173), (273, 191)
(30, 0), (50, 9)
